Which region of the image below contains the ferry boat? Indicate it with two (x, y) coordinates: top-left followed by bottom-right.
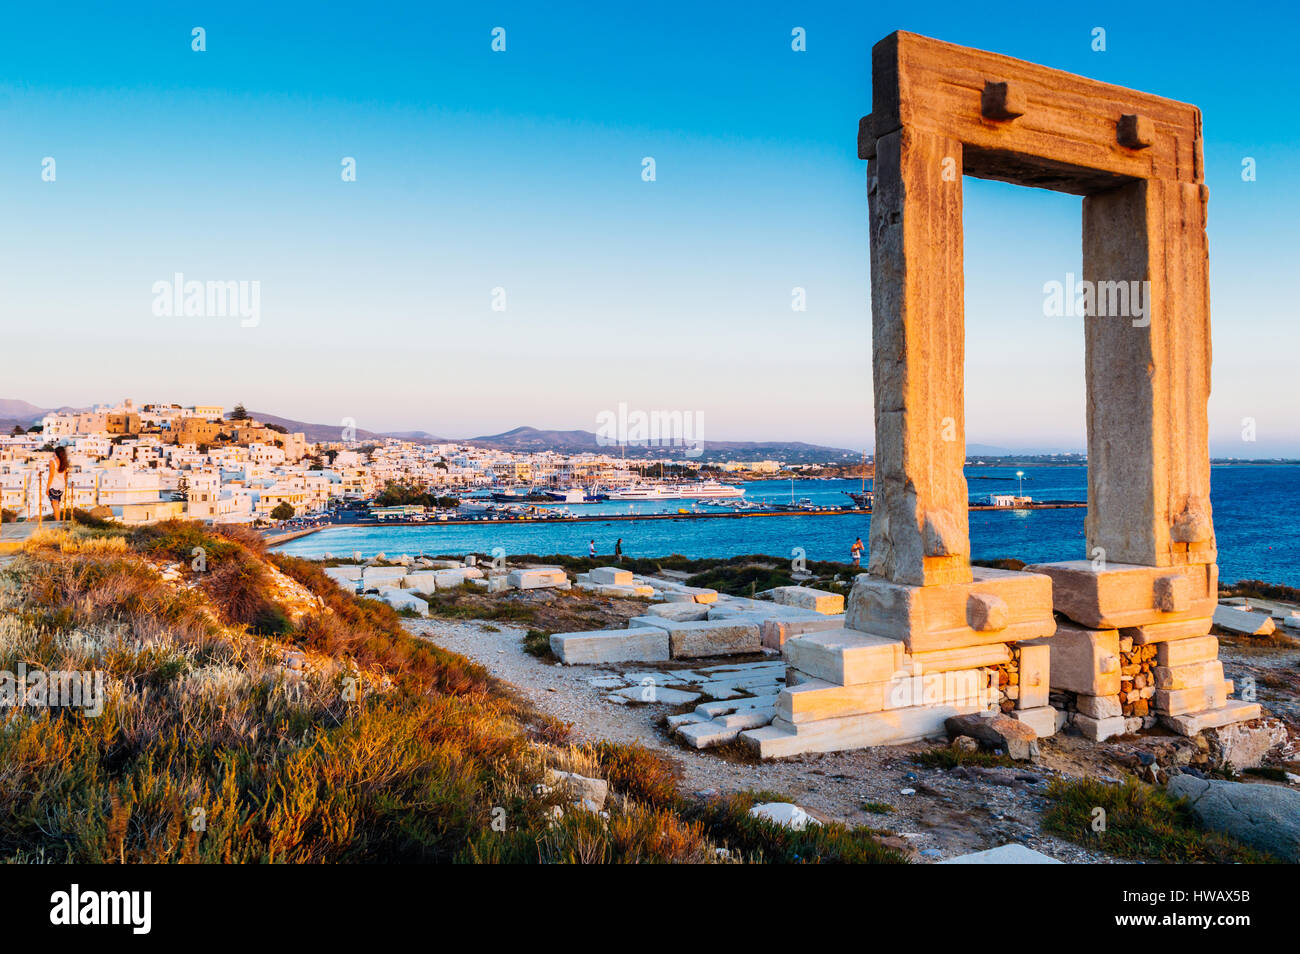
(606, 480), (744, 501)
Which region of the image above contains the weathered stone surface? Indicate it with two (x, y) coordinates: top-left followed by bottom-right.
(1160, 700), (1261, 736)
(1008, 705), (1057, 739)
(1202, 719), (1288, 770)
(507, 568), (568, 590)
(1123, 617), (1212, 645)
(938, 844), (1063, 865)
(1082, 177), (1214, 569)
(1074, 712), (1128, 741)
(1076, 693), (1122, 720)
(759, 615), (846, 650)
(903, 642), (1011, 674)
(381, 590), (427, 615)
(1153, 660), (1223, 691)
(945, 712), (1039, 760)
(1023, 621), (1120, 696)
(612, 684), (701, 705)
(783, 629), (905, 686)
(742, 701), (982, 758)
(362, 565), (407, 587)
(1017, 643), (1051, 709)
(590, 566), (633, 585)
(544, 770), (608, 811)
(866, 124), (971, 588)
(550, 628), (670, 665)
(776, 678), (886, 724)
(772, 586), (845, 615)
(1167, 775), (1300, 861)
(845, 567), (1055, 651)
(1156, 681), (1227, 716)
(644, 603), (711, 622)
(659, 620), (761, 659)
(1157, 635), (1218, 667)
(1212, 605), (1276, 636)
(1025, 562), (1216, 630)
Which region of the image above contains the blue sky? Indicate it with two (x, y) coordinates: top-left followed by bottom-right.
(1, 1), (1296, 455)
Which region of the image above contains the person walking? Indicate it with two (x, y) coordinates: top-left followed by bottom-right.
(614, 538), (623, 562)
(47, 446), (70, 523)
(588, 539), (596, 558)
(850, 537), (864, 567)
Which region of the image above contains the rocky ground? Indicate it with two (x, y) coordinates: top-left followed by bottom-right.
(404, 585), (1300, 864)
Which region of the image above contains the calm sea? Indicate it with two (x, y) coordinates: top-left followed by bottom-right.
(273, 464), (1300, 586)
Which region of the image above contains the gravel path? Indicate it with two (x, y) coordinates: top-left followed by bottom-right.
(409, 617), (1122, 863)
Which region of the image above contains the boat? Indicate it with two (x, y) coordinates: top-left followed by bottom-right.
(845, 491), (873, 510)
(544, 487), (588, 503)
(606, 480), (744, 501)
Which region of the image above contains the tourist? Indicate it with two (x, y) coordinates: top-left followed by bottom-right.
(614, 538), (623, 562)
(588, 539), (596, 557)
(851, 537), (864, 567)
(47, 446), (70, 522)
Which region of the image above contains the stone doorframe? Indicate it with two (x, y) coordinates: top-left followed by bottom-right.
(857, 32), (1214, 588)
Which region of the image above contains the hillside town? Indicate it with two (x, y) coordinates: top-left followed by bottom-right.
(0, 399), (797, 525)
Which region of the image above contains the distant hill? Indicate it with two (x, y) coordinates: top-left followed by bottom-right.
(243, 412), (447, 445)
(464, 426), (859, 463)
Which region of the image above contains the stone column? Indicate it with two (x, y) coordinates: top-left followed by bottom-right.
(1082, 178), (1215, 568)
(867, 127), (971, 587)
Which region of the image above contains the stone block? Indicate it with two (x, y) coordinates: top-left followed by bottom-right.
(775, 679), (887, 724)
(1077, 694), (1122, 720)
(1017, 643), (1051, 709)
(783, 629), (906, 686)
(772, 586), (845, 615)
(402, 571), (438, 593)
(1156, 681), (1228, 716)
(1009, 705), (1057, 739)
(1212, 605), (1276, 636)
(759, 615), (846, 650)
(507, 568), (568, 590)
(1122, 617), (1212, 644)
(741, 700), (982, 758)
(1025, 561), (1216, 630)
(380, 590), (427, 616)
(590, 567), (633, 585)
(1023, 621), (1120, 696)
(1074, 712), (1128, 741)
(903, 643), (1011, 673)
(1157, 635), (1218, 667)
(648, 620), (761, 659)
(550, 628), (670, 665)
(1160, 700), (1261, 736)
(677, 721), (741, 748)
(845, 567), (1055, 652)
(1153, 660), (1223, 691)
(644, 603), (711, 622)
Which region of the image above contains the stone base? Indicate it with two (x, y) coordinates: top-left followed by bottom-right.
(1025, 560), (1216, 630)
(1160, 700), (1262, 736)
(741, 701), (982, 759)
(844, 567), (1055, 652)
(1021, 620), (1120, 696)
(1009, 705), (1058, 739)
(550, 628), (670, 665)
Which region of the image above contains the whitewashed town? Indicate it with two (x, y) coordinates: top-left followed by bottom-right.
(0, 399), (798, 526)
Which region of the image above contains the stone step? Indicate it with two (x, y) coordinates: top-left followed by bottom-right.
(1160, 699), (1262, 736)
(740, 701), (982, 759)
(784, 629), (905, 686)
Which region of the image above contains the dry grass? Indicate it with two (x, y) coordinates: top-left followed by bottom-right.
(0, 522), (905, 863)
